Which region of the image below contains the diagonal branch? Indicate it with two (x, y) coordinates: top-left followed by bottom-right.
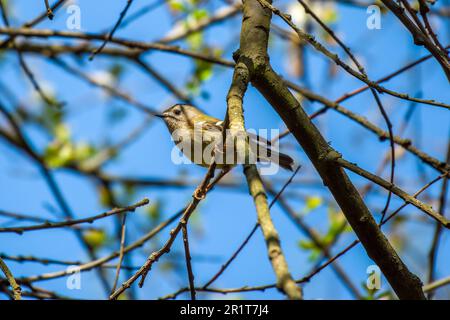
(181, 223), (196, 300)
(256, 0), (450, 110)
(237, 0), (425, 299)
(89, 0), (134, 60)
(0, 1), (62, 108)
(226, 36), (302, 298)
(243, 165), (302, 299)
(380, 0), (450, 81)
(296, 0), (395, 226)
(109, 163), (225, 299)
(0, 199), (149, 234)
(336, 157), (449, 227)
(285, 83), (450, 174)
(0, 257), (21, 300)
(111, 213), (128, 294)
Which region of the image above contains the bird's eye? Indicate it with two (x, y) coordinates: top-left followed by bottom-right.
(173, 109), (181, 116)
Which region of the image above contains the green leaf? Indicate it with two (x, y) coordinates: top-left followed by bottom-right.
(53, 123), (71, 142)
(321, 7), (338, 24)
(108, 63), (125, 81)
(306, 196), (322, 211)
(44, 141), (73, 168)
(300, 195), (323, 215)
(39, 103), (64, 131)
(186, 31), (203, 50)
(198, 65), (213, 82)
(83, 229), (107, 250)
(98, 185), (113, 207)
(298, 239), (322, 262)
(168, 0), (185, 12)
(298, 239), (315, 250)
(74, 142), (97, 162)
(192, 8), (208, 21)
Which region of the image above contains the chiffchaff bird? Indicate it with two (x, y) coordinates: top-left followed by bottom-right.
(155, 104), (295, 171)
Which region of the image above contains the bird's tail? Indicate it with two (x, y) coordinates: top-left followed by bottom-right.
(277, 151), (296, 171)
(256, 146), (296, 171)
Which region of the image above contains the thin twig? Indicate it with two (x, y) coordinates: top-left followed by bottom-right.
(202, 166), (301, 290)
(423, 275), (450, 293)
(181, 223), (196, 300)
(295, 0), (395, 228)
(163, 172), (447, 300)
(283, 83), (450, 174)
(0, 198), (149, 234)
(427, 137), (450, 298)
(336, 157), (449, 227)
(90, 0), (134, 60)
(44, 0), (54, 20)
(111, 213), (128, 294)
(109, 163), (222, 299)
(256, 0), (450, 109)
(0, 1), (62, 108)
(0, 257), (21, 300)
(11, 209), (184, 284)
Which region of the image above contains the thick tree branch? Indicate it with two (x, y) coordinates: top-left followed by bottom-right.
(226, 38), (302, 299)
(237, 0), (425, 299)
(244, 165), (303, 299)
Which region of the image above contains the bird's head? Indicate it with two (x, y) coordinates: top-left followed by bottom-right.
(155, 104), (204, 132)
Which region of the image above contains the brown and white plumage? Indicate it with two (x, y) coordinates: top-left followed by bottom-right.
(157, 104), (296, 171)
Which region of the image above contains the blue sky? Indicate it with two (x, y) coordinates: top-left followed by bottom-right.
(0, 0), (449, 299)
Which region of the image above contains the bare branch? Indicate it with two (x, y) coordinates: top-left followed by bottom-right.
(0, 257), (21, 300)
(90, 0), (134, 60)
(0, 199), (149, 234)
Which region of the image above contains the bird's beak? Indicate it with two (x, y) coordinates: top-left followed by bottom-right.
(154, 113), (165, 119)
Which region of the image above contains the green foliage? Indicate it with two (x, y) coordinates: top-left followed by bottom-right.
(186, 57), (214, 96)
(298, 238), (322, 261)
(38, 100), (65, 132)
(98, 184), (113, 207)
(361, 282), (392, 300)
(116, 293), (129, 300)
(320, 6), (338, 24)
(168, 0), (205, 14)
(186, 31), (203, 50)
(298, 195), (323, 217)
(108, 63), (125, 81)
(145, 199), (163, 222)
(298, 204), (352, 262)
(167, 0), (187, 13)
(43, 124), (97, 168)
(83, 228), (107, 251)
(172, 5), (219, 97)
(191, 8), (208, 21)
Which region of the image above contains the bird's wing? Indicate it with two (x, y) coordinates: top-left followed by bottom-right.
(200, 120), (272, 147)
(201, 119), (224, 132)
(198, 118), (295, 170)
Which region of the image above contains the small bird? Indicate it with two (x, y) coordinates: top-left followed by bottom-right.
(155, 104), (295, 171)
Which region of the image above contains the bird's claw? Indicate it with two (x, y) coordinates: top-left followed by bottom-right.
(193, 189), (206, 201)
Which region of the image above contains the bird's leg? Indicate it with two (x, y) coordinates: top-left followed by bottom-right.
(193, 182), (209, 200)
(193, 167), (216, 200)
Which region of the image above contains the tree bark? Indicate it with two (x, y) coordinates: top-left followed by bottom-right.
(235, 0), (426, 300)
